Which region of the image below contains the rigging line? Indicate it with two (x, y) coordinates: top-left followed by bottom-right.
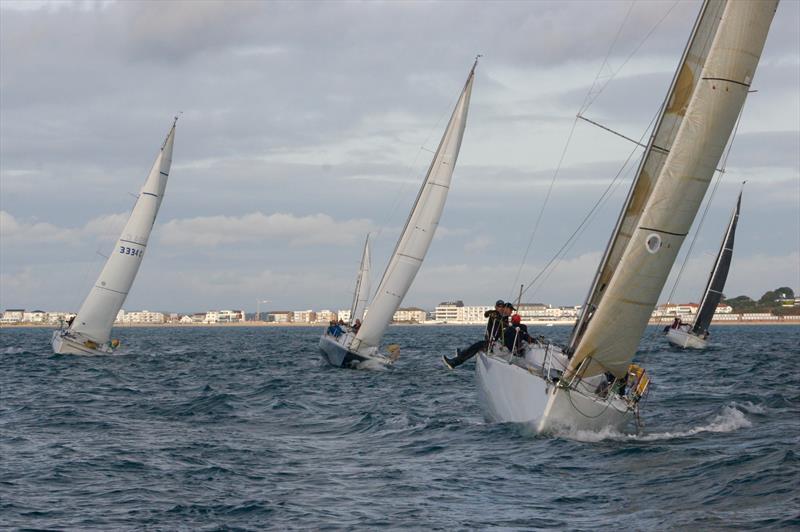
(581, 0), (681, 115)
(372, 80), (459, 245)
(521, 103), (662, 300)
(519, 139), (643, 301)
(658, 105), (747, 331)
(509, 0), (677, 301)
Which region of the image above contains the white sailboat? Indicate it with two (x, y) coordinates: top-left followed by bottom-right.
(476, 0), (777, 433)
(666, 190), (742, 349)
(319, 58), (477, 368)
(52, 118), (177, 355)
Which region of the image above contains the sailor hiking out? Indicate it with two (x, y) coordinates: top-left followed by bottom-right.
(443, 300), (513, 369)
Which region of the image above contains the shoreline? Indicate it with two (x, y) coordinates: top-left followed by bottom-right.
(3, 319), (798, 329)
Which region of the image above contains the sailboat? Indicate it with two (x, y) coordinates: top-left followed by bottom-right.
(475, 0), (776, 433)
(52, 118), (177, 355)
(666, 190), (742, 349)
(319, 58), (477, 368)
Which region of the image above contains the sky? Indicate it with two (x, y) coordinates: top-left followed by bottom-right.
(1, 0), (798, 314)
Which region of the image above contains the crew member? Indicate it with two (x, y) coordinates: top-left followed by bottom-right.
(443, 299), (507, 369)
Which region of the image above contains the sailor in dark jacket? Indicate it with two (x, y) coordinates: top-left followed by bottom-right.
(443, 300), (509, 369)
(504, 314), (536, 355)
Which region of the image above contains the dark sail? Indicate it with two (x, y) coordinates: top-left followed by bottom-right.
(692, 191), (742, 335)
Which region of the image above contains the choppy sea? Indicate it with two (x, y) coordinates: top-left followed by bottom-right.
(1, 325), (798, 530)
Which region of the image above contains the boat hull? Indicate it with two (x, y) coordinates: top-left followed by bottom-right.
(51, 330), (111, 356)
(665, 328), (708, 349)
(318, 334), (390, 369)
(476, 351), (634, 434)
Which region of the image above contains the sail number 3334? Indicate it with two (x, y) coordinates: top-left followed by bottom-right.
(120, 246), (143, 257)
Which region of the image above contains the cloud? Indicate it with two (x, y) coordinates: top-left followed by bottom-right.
(158, 212), (373, 247)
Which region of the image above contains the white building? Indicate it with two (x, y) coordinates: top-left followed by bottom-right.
(1, 309), (24, 323)
(316, 310), (336, 323)
(393, 307), (427, 323)
(124, 310), (165, 324)
(46, 312), (75, 324)
(457, 305), (491, 324)
(23, 310), (47, 323)
(337, 309), (351, 323)
(179, 315), (194, 324)
(435, 301), (463, 322)
(205, 310), (244, 323)
(292, 310), (316, 323)
(268, 311), (292, 323)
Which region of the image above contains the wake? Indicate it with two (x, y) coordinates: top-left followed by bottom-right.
(568, 402), (760, 443)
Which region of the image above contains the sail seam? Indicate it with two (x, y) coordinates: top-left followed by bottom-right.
(142, 192), (159, 198)
(94, 286), (128, 296)
(120, 239), (146, 246)
(639, 227), (688, 237)
(159, 171), (169, 176)
(702, 77), (750, 88)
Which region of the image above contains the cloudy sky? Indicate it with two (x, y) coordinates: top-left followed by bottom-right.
(1, 0), (798, 314)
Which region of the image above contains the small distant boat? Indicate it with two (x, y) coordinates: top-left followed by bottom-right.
(52, 118), (177, 355)
(666, 190), (742, 349)
(475, 0), (776, 433)
(319, 58), (477, 368)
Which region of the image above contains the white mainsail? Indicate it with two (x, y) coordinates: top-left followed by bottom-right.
(70, 119), (177, 345)
(350, 60), (477, 353)
(350, 234), (372, 324)
(569, 0), (778, 377)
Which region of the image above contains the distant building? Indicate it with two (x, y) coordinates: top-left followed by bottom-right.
(292, 310), (316, 323)
(337, 309), (351, 323)
(179, 315), (194, 324)
(123, 310), (165, 324)
(435, 301), (463, 322)
(1, 309), (24, 323)
(205, 310), (244, 323)
(23, 310), (47, 323)
(393, 307), (427, 323)
(316, 310), (336, 323)
(268, 311), (292, 323)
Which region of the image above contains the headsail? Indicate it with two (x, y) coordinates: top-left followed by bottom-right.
(569, 0), (777, 377)
(70, 119), (177, 344)
(568, 0), (727, 352)
(350, 234), (372, 324)
(692, 190), (741, 335)
(351, 59), (477, 353)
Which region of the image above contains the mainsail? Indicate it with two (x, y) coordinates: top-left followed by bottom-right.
(350, 234), (372, 324)
(568, 0), (726, 351)
(692, 191), (741, 335)
(70, 119), (177, 344)
(569, 0), (777, 377)
(351, 59), (477, 353)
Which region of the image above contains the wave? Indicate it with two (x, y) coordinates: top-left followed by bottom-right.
(568, 402), (756, 443)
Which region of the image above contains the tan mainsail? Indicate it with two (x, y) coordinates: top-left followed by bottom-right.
(569, 0), (778, 377)
(568, 0), (726, 352)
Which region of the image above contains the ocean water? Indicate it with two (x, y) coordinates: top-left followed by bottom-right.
(1, 325), (798, 530)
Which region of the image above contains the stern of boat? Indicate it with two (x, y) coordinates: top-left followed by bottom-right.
(665, 328), (708, 349)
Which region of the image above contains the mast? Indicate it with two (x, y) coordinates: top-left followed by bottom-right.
(692, 189), (742, 335)
(70, 119), (177, 344)
(568, 0), (726, 352)
(350, 234), (372, 324)
(568, 0), (777, 378)
(350, 58), (478, 353)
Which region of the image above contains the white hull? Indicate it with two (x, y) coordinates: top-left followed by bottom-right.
(475, 344), (635, 434)
(318, 333), (393, 369)
(665, 328), (708, 349)
(51, 330), (113, 356)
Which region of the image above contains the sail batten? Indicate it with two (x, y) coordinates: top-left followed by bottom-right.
(70, 121), (177, 344)
(692, 191), (741, 335)
(569, 0), (777, 377)
(351, 61), (476, 353)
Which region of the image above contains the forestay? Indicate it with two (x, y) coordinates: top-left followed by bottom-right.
(70, 120), (177, 344)
(570, 0), (778, 377)
(569, 0), (726, 352)
(693, 191), (741, 335)
(350, 234), (372, 324)
(351, 60), (477, 353)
